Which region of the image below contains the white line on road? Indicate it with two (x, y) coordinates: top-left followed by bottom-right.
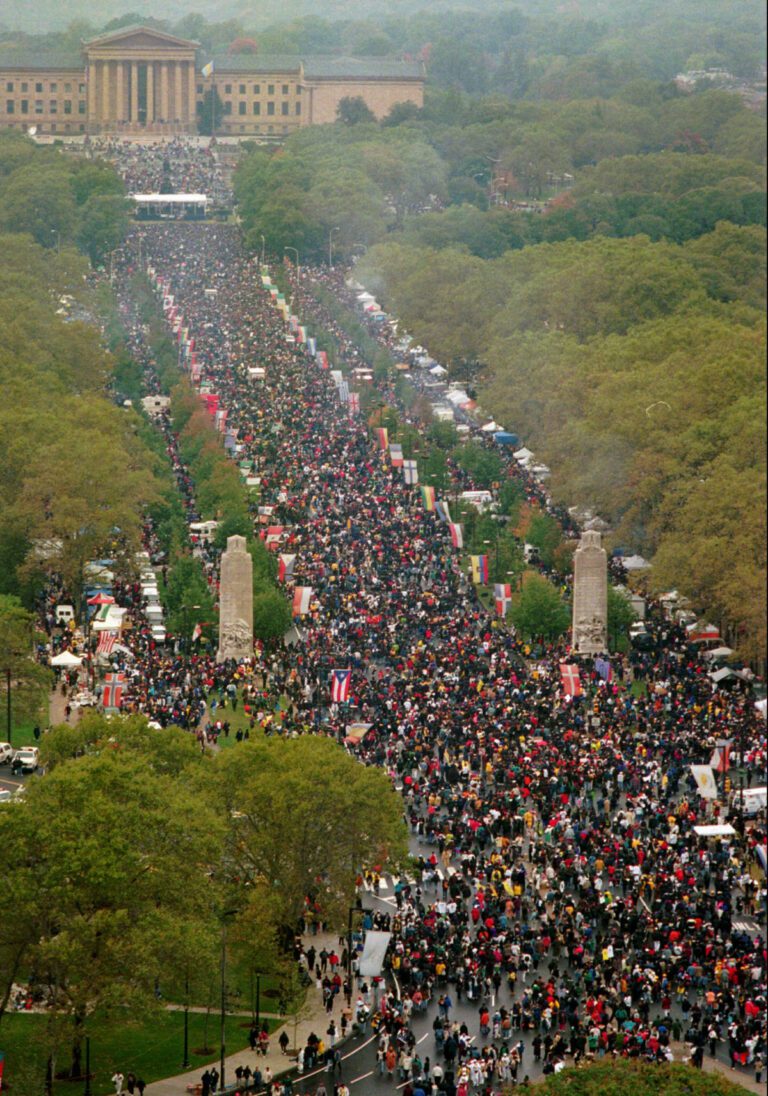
(349, 1071), (374, 1085)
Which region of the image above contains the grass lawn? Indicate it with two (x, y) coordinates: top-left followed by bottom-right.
(0, 1010), (268, 1095)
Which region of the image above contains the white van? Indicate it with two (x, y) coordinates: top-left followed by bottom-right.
(730, 787), (767, 818)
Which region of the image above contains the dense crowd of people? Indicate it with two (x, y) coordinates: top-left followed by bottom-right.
(86, 136), (232, 204)
(90, 142), (768, 1092)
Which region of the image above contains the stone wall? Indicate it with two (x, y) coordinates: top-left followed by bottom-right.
(305, 78), (424, 125)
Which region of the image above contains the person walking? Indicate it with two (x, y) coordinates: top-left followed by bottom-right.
(111, 1071), (125, 1095)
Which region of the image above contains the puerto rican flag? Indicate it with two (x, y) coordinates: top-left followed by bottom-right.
(96, 630), (118, 655)
(331, 669), (352, 704)
(292, 586), (313, 616)
(278, 554), (296, 582)
(102, 672), (125, 709)
(448, 523), (463, 550)
(494, 583), (512, 617)
(560, 663), (582, 697)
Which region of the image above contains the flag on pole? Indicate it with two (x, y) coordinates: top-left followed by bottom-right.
(494, 583), (512, 616)
(448, 523), (463, 549)
(559, 663), (582, 697)
(421, 485), (436, 511)
(292, 587), (313, 616)
(435, 500), (451, 523)
(201, 60), (215, 78)
(470, 555), (489, 584)
(96, 630), (118, 655)
(403, 459), (418, 485)
(710, 743), (731, 773)
(102, 672), (125, 709)
(690, 764), (718, 799)
(376, 427), (389, 450)
(330, 668), (352, 703)
(278, 554), (296, 582)
(389, 443), (404, 467)
(265, 526), (284, 550)
(191, 622), (202, 643)
(756, 843), (767, 873)
(348, 393), (360, 415)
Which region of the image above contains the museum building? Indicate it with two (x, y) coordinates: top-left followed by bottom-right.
(0, 25), (425, 137)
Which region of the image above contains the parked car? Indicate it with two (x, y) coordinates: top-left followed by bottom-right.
(13, 747), (39, 773)
(0, 742), (14, 765)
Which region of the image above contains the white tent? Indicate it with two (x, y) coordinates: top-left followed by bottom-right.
(702, 646), (734, 660)
(622, 554), (651, 571)
(429, 364), (448, 377)
(50, 650), (82, 667)
(480, 421), (500, 432)
(514, 447), (534, 464)
(356, 291), (375, 302)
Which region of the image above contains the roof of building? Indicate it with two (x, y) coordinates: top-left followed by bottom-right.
(205, 54), (302, 75)
(0, 51), (83, 71)
(301, 57), (424, 80)
(84, 24), (199, 48)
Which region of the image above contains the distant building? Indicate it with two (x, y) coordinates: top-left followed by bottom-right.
(0, 24), (425, 138)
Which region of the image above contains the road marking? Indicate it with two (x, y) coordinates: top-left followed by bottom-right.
(417, 1033), (428, 1044)
(349, 1071), (374, 1084)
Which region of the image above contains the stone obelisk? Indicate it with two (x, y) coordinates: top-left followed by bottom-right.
(217, 535), (253, 662)
(572, 530), (608, 655)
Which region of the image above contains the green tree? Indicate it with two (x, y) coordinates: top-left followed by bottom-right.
(197, 87), (225, 136)
(336, 96), (376, 125)
(76, 193), (131, 266)
(0, 748), (223, 1075)
(607, 585), (637, 649)
(0, 595), (50, 741)
(510, 575), (570, 642)
(213, 735), (408, 939)
(253, 588), (292, 643)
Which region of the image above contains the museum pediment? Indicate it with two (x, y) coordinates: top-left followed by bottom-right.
(84, 25), (199, 54)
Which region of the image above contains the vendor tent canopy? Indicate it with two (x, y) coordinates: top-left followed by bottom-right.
(622, 554), (651, 570)
(702, 646), (735, 660)
(514, 447), (534, 463)
(50, 650), (82, 667)
(429, 364), (448, 376)
(694, 824), (736, 837)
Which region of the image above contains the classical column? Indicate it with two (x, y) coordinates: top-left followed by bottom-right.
(130, 61), (139, 123)
(187, 61), (197, 129)
(160, 62), (169, 122)
(146, 61), (154, 124)
(87, 60), (97, 127)
(102, 61), (111, 122)
(174, 62), (182, 122)
(116, 60), (125, 124)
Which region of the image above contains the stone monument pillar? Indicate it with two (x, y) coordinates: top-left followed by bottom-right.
(217, 535), (253, 662)
(572, 530), (608, 655)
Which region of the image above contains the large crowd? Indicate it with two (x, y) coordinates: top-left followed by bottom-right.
(87, 142), (768, 1092)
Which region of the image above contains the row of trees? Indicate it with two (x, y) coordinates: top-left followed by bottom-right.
(234, 84), (764, 263)
(0, 716), (407, 1088)
(357, 225), (766, 660)
(0, 132), (130, 264)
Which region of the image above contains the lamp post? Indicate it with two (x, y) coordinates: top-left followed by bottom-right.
(219, 908), (240, 1091)
(83, 1036), (91, 1096)
(180, 603), (201, 654)
(51, 228), (61, 255)
(260, 234), (266, 266)
(182, 972), (191, 1069)
(346, 903), (363, 1005)
(284, 246), (300, 287)
(328, 226), (340, 268)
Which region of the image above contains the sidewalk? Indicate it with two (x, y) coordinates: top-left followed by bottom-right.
(146, 931), (347, 1096)
(49, 684), (81, 727)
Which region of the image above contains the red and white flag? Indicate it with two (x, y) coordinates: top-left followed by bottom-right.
(710, 744), (731, 773)
(96, 630), (118, 655)
(102, 672), (125, 709)
(191, 622), (203, 643)
(265, 526), (284, 550)
(560, 663), (582, 697)
(292, 587), (313, 616)
(448, 523), (463, 550)
(494, 583), (512, 617)
(331, 669), (352, 703)
(278, 554), (296, 582)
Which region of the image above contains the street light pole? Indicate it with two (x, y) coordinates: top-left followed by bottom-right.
(182, 973), (190, 1069)
(328, 226), (340, 268)
(284, 246), (300, 288)
(5, 666), (11, 747)
(260, 234), (266, 266)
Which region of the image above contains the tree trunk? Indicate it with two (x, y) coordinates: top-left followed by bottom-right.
(69, 1012), (84, 1078)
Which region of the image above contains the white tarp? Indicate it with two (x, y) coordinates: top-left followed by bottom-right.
(694, 824), (736, 837)
(358, 930), (392, 977)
